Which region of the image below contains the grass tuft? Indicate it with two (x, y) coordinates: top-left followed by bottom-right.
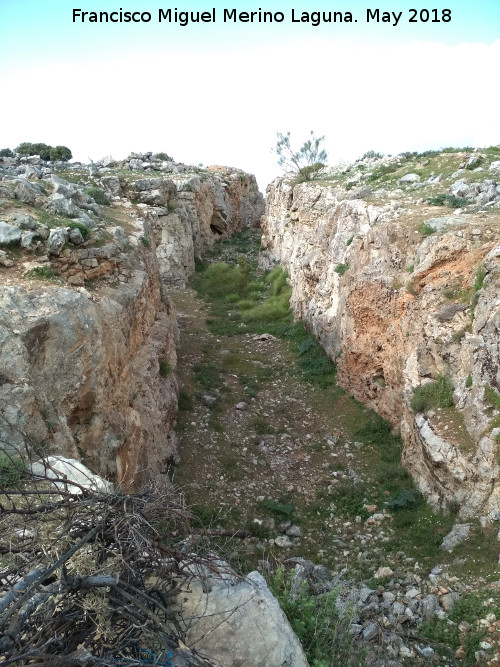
(411, 375), (454, 412)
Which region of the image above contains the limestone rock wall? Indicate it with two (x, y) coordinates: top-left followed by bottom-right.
(262, 177), (500, 516)
(120, 166), (264, 287)
(0, 153), (263, 489)
(0, 249), (178, 491)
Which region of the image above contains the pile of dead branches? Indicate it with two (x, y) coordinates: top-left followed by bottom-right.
(0, 456), (219, 666)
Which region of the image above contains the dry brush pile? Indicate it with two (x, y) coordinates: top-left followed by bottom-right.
(0, 453), (223, 666)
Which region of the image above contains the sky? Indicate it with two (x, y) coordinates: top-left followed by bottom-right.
(0, 0), (499, 190)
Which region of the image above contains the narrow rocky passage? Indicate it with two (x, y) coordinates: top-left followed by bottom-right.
(167, 228), (500, 665)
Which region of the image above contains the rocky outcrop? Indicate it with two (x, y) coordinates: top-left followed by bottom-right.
(0, 251), (178, 491)
(261, 155), (500, 516)
(172, 567), (309, 666)
(121, 165), (263, 286)
(0, 152), (263, 489)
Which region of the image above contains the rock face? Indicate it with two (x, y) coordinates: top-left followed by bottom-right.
(261, 171), (500, 516)
(173, 567), (310, 667)
(122, 167), (264, 286)
(0, 257), (178, 490)
(0, 153), (263, 490)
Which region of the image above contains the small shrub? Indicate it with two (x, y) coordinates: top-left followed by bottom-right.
(484, 386), (500, 410)
(426, 193), (471, 208)
(25, 266), (56, 281)
(269, 566), (363, 666)
(159, 359), (171, 377)
(410, 375), (454, 413)
(263, 500), (294, 517)
(473, 264), (486, 292)
(406, 264), (414, 273)
(334, 263), (349, 276)
(419, 222), (434, 237)
(167, 202), (176, 213)
(387, 488), (423, 510)
(452, 327), (467, 342)
(154, 152), (173, 161)
(361, 149), (383, 159)
(346, 235), (354, 246)
(252, 415), (273, 435)
(178, 389), (193, 411)
(0, 148), (13, 157)
(297, 162), (325, 182)
(465, 375), (473, 388)
(407, 279), (418, 296)
(140, 236), (151, 247)
(0, 453), (27, 488)
(85, 187), (110, 206)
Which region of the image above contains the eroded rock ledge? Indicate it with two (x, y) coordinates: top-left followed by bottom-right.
(261, 156), (500, 516)
(0, 152), (263, 489)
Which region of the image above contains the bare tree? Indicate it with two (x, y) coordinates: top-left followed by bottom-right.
(273, 131), (328, 180)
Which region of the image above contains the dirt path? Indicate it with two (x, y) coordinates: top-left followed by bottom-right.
(167, 231), (500, 664)
(169, 233), (475, 582)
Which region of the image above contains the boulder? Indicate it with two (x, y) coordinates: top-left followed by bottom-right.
(21, 231), (39, 248)
(47, 227), (68, 255)
(47, 193), (80, 218)
(31, 456), (113, 494)
(100, 175), (122, 197)
(14, 178), (41, 204)
(441, 524), (470, 551)
(450, 180), (470, 197)
(173, 569), (309, 666)
(0, 220), (22, 244)
(10, 213), (37, 230)
(399, 173), (420, 184)
(68, 227), (85, 245)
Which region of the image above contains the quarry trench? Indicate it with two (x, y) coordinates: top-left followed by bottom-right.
(167, 228), (500, 665)
(168, 229), (499, 587)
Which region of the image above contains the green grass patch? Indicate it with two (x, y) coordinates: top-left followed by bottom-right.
(334, 263), (349, 276)
(0, 453), (27, 488)
(421, 588), (500, 665)
(269, 566), (365, 666)
(263, 500), (295, 517)
(410, 375), (454, 412)
(178, 389), (194, 411)
(85, 186), (110, 206)
(419, 222), (435, 237)
(159, 359), (171, 377)
(25, 265), (56, 281)
(333, 483), (369, 521)
(473, 264), (486, 292)
(426, 193), (471, 208)
(484, 385), (500, 410)
(192, 361), (223, 391)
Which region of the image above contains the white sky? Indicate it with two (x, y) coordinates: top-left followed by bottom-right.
(1, 30), (499, 189)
